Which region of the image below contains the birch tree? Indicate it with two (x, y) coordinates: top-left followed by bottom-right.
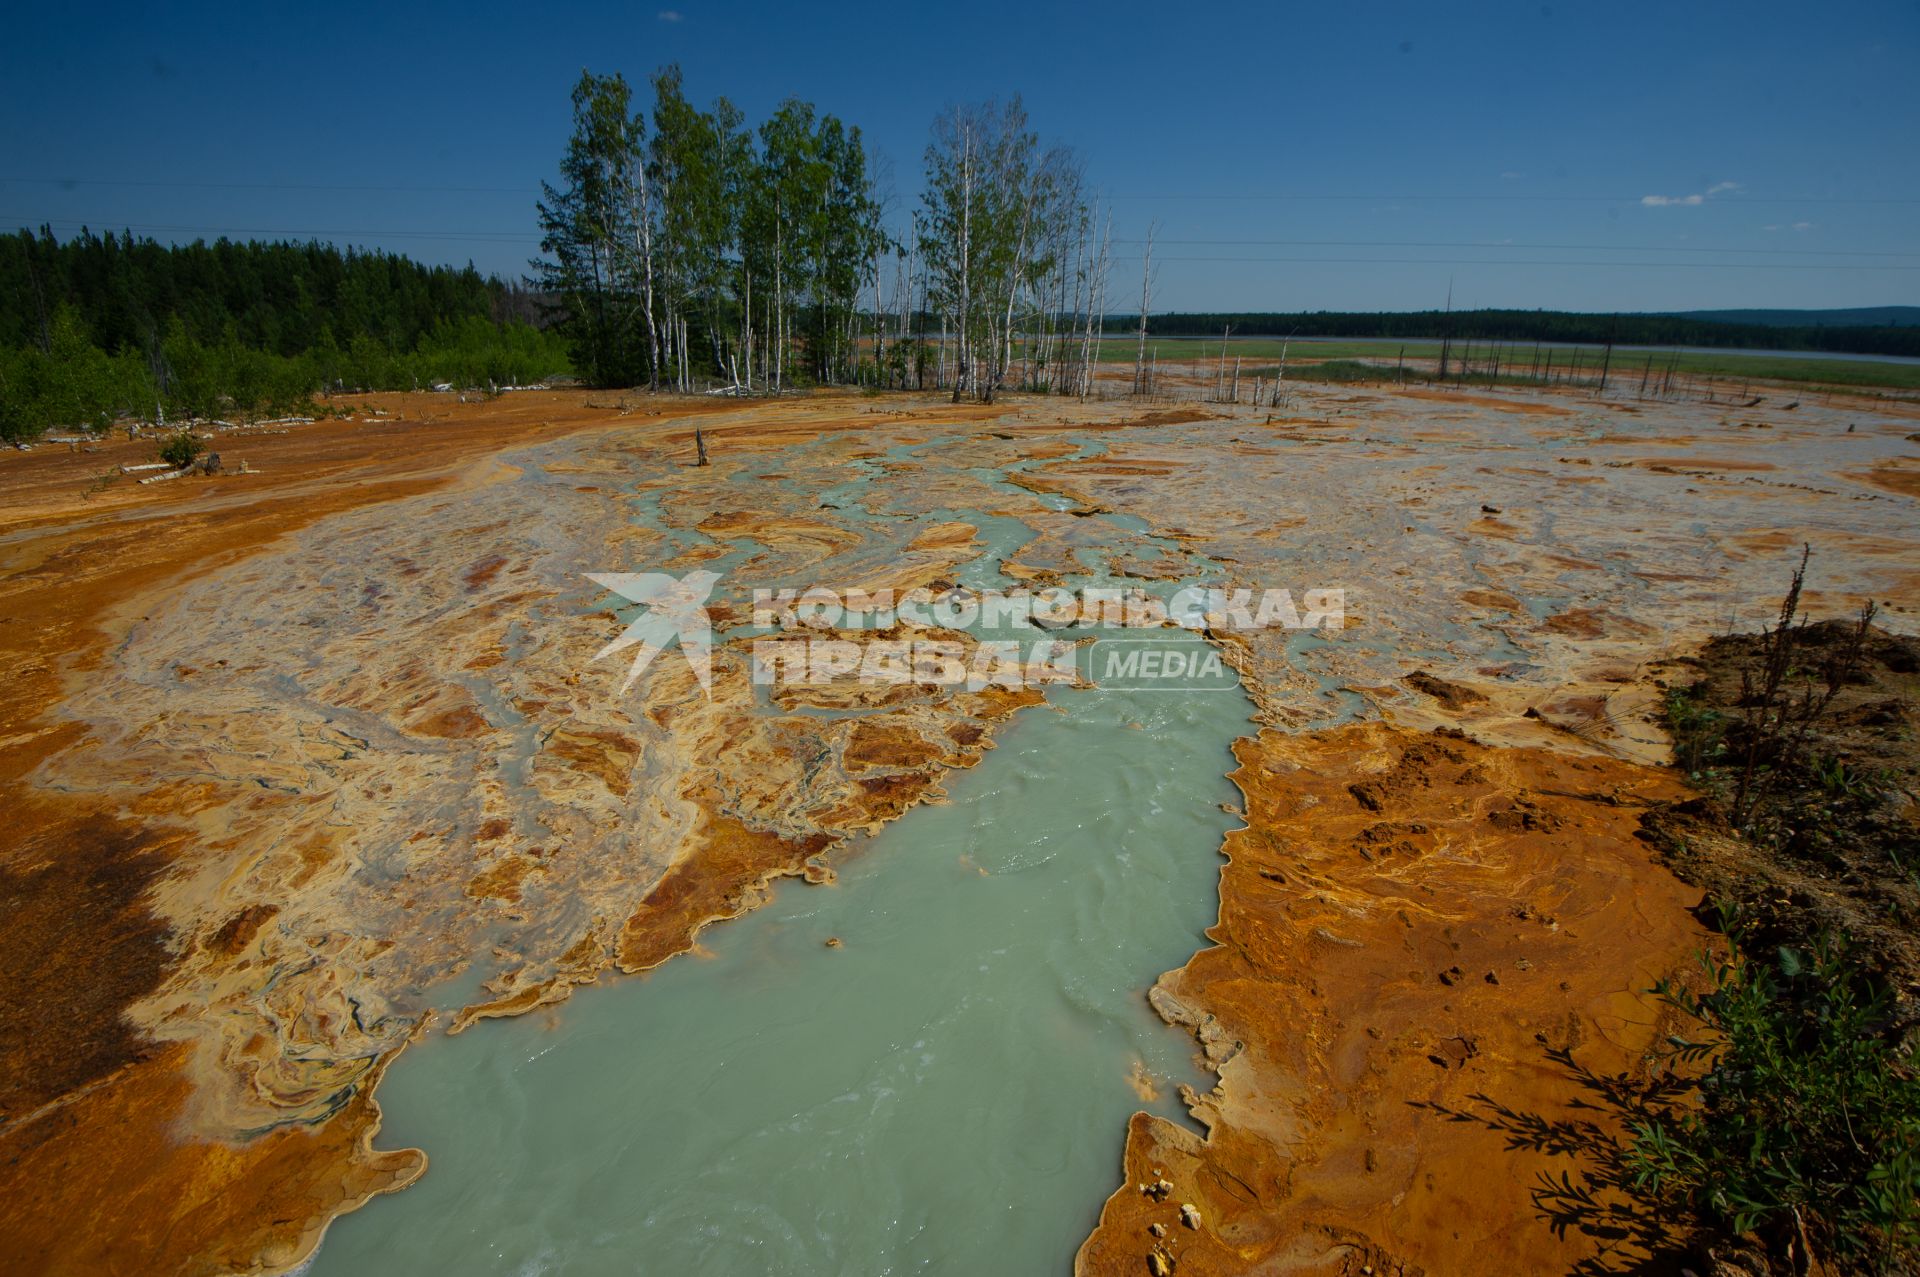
(533, 71), (650, 387)
(919, 98), (1088, 404)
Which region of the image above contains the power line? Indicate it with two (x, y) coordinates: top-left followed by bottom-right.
(1105, 255), (1918, 271)
(11, 220), (1915, 271)
(1107, 192), (1920, 205)
(6, 217), (539, 244)
(5, 176), (1916, 206)
(0, 176), (537, 195)
(1110, 237), (1920, 259)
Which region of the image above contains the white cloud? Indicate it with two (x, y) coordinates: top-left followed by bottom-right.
(657, 9), (683, 21)
(1792, 220), (1814, 232)
(1641, 180), (1742, 208)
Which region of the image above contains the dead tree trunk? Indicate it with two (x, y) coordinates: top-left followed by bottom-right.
(1132, 223), (1154, 396)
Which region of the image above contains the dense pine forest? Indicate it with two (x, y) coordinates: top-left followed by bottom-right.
(0, 230), (568, 442)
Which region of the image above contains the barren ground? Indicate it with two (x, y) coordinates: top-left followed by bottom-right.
(0, 380), (1915, 1275)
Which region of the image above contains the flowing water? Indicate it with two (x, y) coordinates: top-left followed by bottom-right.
(307, 658), (1248, 1276)
(305, 432), (1256, 1275)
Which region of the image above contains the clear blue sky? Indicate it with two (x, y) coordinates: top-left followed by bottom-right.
(4, 0), (1916, 312)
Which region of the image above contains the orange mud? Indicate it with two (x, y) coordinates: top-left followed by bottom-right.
(1076, 723), (1708, 1277)
(0, 392), (687, 1274)
(0, 389), (1031, 1275)
(3, 375), (1914, 1276)
(1392, 386), (1574, 416)
(1847, 457), (1920, 500)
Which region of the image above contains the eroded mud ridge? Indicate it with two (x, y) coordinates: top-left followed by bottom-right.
(1, 383), (1916, 1274)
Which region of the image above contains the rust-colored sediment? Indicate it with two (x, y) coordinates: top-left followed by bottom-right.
(1076, 723), (1708, 1277)
(1, 1042), (420, 1276)
(0, 394), (649, 1273)
(3, 378), (1913, 1274)
(0, 390), (1056, 1274)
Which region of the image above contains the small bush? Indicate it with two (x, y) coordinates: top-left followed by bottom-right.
(1664, 684), (1726, 777)
(1628, 936), (1920, 1269)
(1287, 359), (1383, 383)
(158, 430), (204, 471)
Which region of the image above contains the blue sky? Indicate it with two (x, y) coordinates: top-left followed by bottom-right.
(3, 0), (1915, 312)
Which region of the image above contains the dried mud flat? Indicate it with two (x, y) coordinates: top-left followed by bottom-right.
(0, 381), (1915, 1274)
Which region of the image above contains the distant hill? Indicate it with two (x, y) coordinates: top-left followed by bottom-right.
(1669, 307), (1920, 328)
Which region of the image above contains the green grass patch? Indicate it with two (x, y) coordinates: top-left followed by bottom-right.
(1280, 358), (1384, 383)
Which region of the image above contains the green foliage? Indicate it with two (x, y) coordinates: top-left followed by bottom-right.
(0, 232), (568, 441)
(535, 71), (653, 388)
(1664, 685), (1727, 777)
(918, 96), (1081, 402)
(0, 225), (532, 357)
(534, 66), (884, 391)
(1283, 358), (1383, 383)
(0, 309), (156, 442)
(158, 429), (204, 470)
(1811, 755), (1888, 802)
(1627, 937), (1920, 1268)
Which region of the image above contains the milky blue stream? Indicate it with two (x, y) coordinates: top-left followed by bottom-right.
(307, 432), (1253, 1275)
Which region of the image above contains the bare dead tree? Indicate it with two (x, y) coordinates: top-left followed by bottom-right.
(1729, 546), (1878, 828)
(1133, 221), (1155, 396)
(1079, 210), (1112, 398)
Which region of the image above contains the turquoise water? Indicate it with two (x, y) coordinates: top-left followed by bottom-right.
(307, 648), (1248, 1275)
(305, 424), (1255, 1275)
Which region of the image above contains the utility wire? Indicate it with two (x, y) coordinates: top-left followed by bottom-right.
(1107, 192), (1920, 205)
(6, 176), (1917, 205)
(0, 176), (536, 195)
(12, 220), (1915, 269)
(1103, 256), (1917, 271)
(1109, 238), (1920, 258)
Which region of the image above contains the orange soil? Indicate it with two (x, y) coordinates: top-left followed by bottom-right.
(1076, 722), (1708, 1277)
(0, 389), (1046, 1274)
(0, 392), (735, 1275)
(1392, 387), (1574, 416)
(1846, 457), (1920, 500)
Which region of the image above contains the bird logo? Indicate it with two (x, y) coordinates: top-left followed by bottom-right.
(585, 570), (723, 695)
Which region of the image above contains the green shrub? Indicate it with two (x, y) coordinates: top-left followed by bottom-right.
(1663, 684), (1727, 777)
(1628, 936), (1920, 1269)
(1286, 358), (1383, 383)
(158, 430), (204, 471)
